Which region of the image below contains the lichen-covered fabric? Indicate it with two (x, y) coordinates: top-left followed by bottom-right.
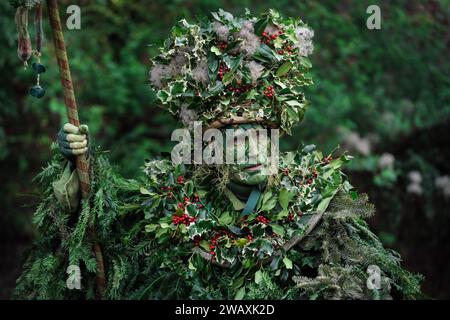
(14, 145), (423, 300)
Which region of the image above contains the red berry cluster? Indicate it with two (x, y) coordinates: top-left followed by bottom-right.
(312, 168), (318, 179)
(306, 168), (318, 185)
(218, 63), (229, 80)
(256, 215), (270, 224)
(283, 168), (290, 175)
(177, 175), (184, 184)
(277, 45), (294, 55)
(183, 195), (203, 209)
(172, 213), (196, 226)
(261, 30), (283, 45)
(218, 41), (228, 50)
(209, 230), (235, 256)
(247, 233), (253, 241)
(263, 85), (275, 98)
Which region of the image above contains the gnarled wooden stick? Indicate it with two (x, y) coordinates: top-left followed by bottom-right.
(46, 0), (105, 298)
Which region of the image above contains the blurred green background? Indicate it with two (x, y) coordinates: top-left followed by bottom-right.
(1, 0), (449, 299)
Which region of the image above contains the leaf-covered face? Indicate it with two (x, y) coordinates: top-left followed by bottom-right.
(222, 124), (270, 186)
(149, 9), (314, 134)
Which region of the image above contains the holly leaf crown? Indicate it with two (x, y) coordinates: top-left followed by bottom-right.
(149, 9), (314, 134)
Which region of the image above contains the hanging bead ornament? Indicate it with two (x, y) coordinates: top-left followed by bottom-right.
(29, 2), (46, 99)
(14, 1), (46, 99)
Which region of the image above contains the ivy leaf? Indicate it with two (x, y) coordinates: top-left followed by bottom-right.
(232, 276), (245, 290)
(234, 286), (246, 300)
(276, 61), (292, 77)
(145, 224), (158, 233)
(188, 257), (197, 271)
(211, 46), (222, 56)
(139, 187), (153, 195)
(283, 257), (293, 269)
(255, 270), (263, 284)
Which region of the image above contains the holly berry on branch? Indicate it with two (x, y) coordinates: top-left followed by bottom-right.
(263, 85), (275, 98)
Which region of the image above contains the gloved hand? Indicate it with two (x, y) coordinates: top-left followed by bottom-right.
(57, 123), (89, 161)
(54, 123), (89, 213)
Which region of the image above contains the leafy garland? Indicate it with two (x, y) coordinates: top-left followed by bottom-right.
(140, 146), (351, 270)
(149, 9), (314, 134)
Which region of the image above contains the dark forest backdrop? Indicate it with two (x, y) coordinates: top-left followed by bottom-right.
(1, 0), (449, 299)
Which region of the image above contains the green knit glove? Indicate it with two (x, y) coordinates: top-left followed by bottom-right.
(57, 123), (89, 161)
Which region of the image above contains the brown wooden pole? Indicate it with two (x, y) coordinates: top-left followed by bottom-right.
(46, 0), (106, 298)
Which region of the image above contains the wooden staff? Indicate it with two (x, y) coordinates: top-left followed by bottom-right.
(46, 0), (106, 298)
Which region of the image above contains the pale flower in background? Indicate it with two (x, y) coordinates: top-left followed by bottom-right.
(378, 153), (395, 170)
(407, 170), (423, 195)
(435, 175), (450, 198)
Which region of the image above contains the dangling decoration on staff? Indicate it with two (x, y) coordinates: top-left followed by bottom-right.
(13, 0), (46, 99)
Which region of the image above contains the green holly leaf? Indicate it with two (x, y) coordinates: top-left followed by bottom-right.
(283, 257), (293, 269)
(184, 180), (194, 196)
(219, 211), (233, 225)
(299, 57), (312, 68)
(199, 240), (210, 251)
(276, 61), (292, 77)
(271, 224), (285, 237)
(254, 18), (268, 36)
(279, 188), (295, 209)
(222, 72), (234, 85)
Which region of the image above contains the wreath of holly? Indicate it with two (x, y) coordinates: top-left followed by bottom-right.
(138, 146), (353, 271)
(149, 9), (315, 134)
